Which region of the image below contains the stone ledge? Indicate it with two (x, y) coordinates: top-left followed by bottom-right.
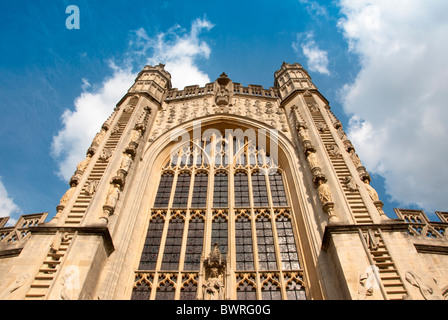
(28, 225), (115, 256)
(321, 222), (409, 251)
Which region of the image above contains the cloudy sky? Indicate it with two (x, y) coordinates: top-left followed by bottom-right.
(1, 0), (447, 224)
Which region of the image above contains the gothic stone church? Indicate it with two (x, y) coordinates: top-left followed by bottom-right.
(0, 62), (447, 300)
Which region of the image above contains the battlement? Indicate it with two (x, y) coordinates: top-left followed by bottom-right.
(0, 213), (48, 257)
(394, 208), (448, 241)
(164, 82), (280, 101)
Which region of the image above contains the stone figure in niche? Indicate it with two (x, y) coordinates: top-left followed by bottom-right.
(99, 148), (113, 161)
(92, 128), (107, 147)
(344, 176), (358, 192)
(317, 179), (332, 205)
(84, 180), (99, 196)
(111, 124), (120, 135)
(349, 149), (362, 168)
(316, 122), (328, 133)
(363, 179), (379, 202)
(337, 127), (347, 141)
(101, 184), (121, 224)
(59, 182), (77, 208)
(120, 153), (133, 173)
(203, 267), (225, 300)
(76, 154), (92, 173)
(105, 184), (121, 208)
(298, 126), (310, 143)
(306, 150), (319, 169)
(326, 144), (342, 158)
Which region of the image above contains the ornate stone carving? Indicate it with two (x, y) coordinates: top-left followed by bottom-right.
(215, 73), (231, 106)
(100, 184), (121, 224)
(316, 179), (337, 223)
(202, 243), (226, 300)
(99, 148), (114, 161)
(84, 179), (99, 196)
(405, 271), (443, 300)
(344, 176), (358, 193)
(0, 274), (30, 300)
(326, 144), (342, 158)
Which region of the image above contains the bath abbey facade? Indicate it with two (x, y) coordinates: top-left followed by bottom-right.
(0, 62), (447, 300)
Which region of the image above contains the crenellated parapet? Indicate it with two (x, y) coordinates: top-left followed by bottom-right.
(0, 213), (48, 257)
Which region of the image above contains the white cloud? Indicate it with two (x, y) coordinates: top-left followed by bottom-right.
(293, 32), (331, 75)
(0, 177), (20, 224)
(337, 0), (448, 213)
(51, 18), (214, 181)
(298, 0), (329, 18)
(132, 17), (214, 89)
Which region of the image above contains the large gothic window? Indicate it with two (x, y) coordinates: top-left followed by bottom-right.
(132, 132), (306, 300)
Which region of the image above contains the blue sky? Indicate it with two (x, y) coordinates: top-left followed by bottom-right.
(1, 0), (448, 224)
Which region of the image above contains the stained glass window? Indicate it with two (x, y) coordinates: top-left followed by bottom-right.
(184, 215), (205, 271)
(252, 172), (269, 207)
(276, 214), (300, 270)
(191, 172), (208, 208)
(161, 215), (185, 270)
(172, 172), (191, 208)
(234, 172), (250, 207)
(211, 214), (228, 255)
(235, 214), (254, 270)
(269, 172), (288, 207)
(138, 215), (165, 270)
(213, 172), (228, 208)
(256, 213), (278, 271)
(153, 173), (174, 208)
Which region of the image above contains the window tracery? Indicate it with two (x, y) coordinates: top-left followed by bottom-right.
(133, 131), (306, 300)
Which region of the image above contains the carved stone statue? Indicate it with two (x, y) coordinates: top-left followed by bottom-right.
(76, 154), (92, 172)
(105, 184), (121, 208)
(84, 180), (99, 196)
(363, 179), (379, 202)
(202, 243), (226, 300)
(317, 179), (332, 205)
(92, 128), (107, 147)
(99, 148), (113, 161)
(349, 149), (362, 168)
(203, 267), (225, 300)
(316, 122), (328, 133)
(326, 144), (342, 158)
(59, 182), (77, 208)
(344, 176), (358, 193)
(306, 150), (319, 169)
(298, 126), (310, 142)
(120, 153), (133, 173)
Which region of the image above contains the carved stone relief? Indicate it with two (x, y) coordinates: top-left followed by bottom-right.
(405, 271), (444, 300)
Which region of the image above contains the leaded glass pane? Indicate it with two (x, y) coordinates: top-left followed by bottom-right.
(213, 172), (228, 208)
(276, 214), (300, 270)
(161, 216), (185, 270)
(235, 215), (254, 270)
(234, 172), (250, 207)
(191, 172), (208, 208)
(153, 173), (174, 208)
(172, 172), (191, 208)
(211, 214), (228, 256)
(184, 215), (205, 271)
(256, 214), (278, 270)
(138, 215), (165, 270)
(269, 172), (288, 207)
(251, 172), (269, 207)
